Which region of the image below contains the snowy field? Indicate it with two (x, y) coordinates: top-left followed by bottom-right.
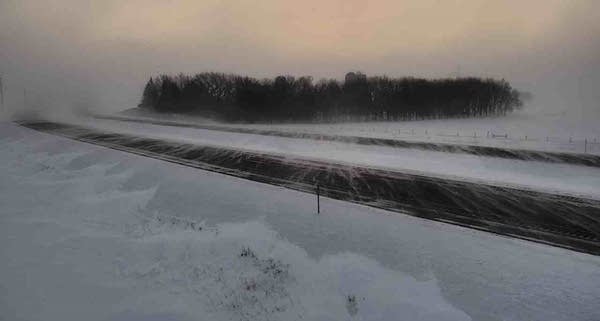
(111, 109), (600, 155)
(2, 122), (600, 321)
(70, 117), (600, 200)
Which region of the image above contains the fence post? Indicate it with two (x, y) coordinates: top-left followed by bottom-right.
(316, 184), (320, 214)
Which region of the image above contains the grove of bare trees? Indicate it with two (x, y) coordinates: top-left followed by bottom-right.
(139, 72), (522, 122)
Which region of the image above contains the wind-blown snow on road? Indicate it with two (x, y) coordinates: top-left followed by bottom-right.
(1, 122), (600, 321)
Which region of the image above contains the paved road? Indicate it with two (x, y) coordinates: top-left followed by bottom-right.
(20, 120), (600, 255)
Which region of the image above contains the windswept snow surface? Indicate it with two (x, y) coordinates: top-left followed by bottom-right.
(1, 122), (600, 321)
(71, 117), (600, 199)
(105, 110), (600, 154)
(232, 112), (600, 154)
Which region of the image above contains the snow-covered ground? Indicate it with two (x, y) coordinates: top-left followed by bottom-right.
(108, 109), (600, 155)
(69, 117), (600, 200)
(2, 122), (600, 321)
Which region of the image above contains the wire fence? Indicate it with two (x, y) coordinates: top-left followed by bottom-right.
(390, 129), (600, 154)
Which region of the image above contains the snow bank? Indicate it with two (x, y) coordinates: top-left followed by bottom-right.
(0, 123), (468, 320)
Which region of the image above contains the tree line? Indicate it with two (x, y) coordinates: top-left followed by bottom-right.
(139, 72), (522, 122)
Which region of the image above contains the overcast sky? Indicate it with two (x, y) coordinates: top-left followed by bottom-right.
(0, 0), (598, 115)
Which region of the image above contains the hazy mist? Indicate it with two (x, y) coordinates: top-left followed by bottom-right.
(1, 0), (598, 116)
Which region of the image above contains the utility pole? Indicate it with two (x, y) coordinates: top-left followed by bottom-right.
(0, 75), (4, 114)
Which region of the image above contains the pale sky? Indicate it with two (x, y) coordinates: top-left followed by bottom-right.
(0, 0), (599, 114)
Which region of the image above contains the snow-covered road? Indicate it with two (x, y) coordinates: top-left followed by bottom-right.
(2, 122), (599, 321)
(20, 120), (600, 254)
